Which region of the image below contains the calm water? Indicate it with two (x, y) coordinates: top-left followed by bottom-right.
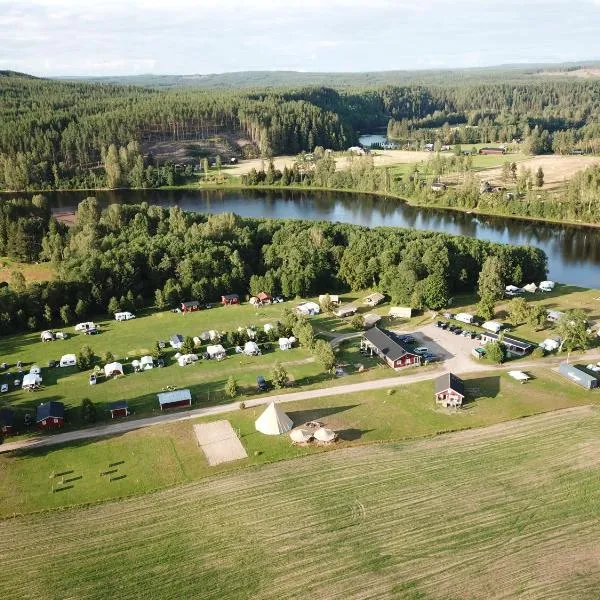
(26, 187), (600, 288)
(358, 132), (388, 147)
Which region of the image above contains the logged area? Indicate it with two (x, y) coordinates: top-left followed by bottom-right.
(1, 407), (599, 600)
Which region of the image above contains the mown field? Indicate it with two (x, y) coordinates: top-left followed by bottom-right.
(1, 367), (596, 516)
(1, 405), (599, 600)
(0, 256), (55, 283)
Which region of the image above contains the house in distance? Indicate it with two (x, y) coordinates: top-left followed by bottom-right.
(181, 301), (201, 313)
(361, 327), (421, 369)
(435, 373), (465, 408)
(36, 401), (65, 429)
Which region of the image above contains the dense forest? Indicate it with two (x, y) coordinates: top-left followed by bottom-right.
(0, 198), (546, 334)
(2, 72), (600, 190)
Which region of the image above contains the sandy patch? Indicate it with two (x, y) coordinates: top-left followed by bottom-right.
(193, 420), (248, 466)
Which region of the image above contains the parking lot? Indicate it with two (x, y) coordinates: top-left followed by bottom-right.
(394, 321), (482, 373)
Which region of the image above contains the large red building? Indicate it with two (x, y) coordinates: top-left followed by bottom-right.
(36, 401), (65, 429)
(361, 327), (421, 369)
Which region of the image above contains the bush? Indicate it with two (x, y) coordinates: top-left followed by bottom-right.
(485, 341), (506, 364)
(80, 398), (97, 423)
(225, 375), (239, 399)
(531, 346), (545, 359)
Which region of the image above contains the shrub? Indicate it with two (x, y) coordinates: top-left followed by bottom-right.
(531, 346), (545, 359)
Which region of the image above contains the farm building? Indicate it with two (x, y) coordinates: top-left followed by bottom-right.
(478, 147), (505, 155)
(435, 373), (465, 408)
(243, 341), (260, 356)
(455, 313), (475, 324)
(482, 321), (503, 334)
(547, 310), (565, 323)
(558, 363), (599, 390)
(40, 330), (54, 342)
(334, 304), (358, 318)
(36, 401), (65, 429)
(104, 362), (124, 377)
(363, 292), (385, 307)
(388, 306), (412, 319)
(0, 408), (15, 435)
(109, 400), (129, 418)
(479, 332), (532, 356)
(319, 294), (339, 306)
(157, 389), (192, 410)
(170, 334), (184, 349)
(361, 327), (421, 369)
(539, 281), (555, 292)
(177, 354), (198, 366)
(295, 301), (320, 316)
(181, 300), (201, 312)
(59, 353), (77, 367)
(221, 294), (239, 305)
(363, 313), (382, 328)
(22, 373), (42, 390)
(207, 344), (226, 360)
(255, 402), (293, 435)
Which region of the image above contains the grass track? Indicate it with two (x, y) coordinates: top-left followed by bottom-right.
(1, 406), (600, 599)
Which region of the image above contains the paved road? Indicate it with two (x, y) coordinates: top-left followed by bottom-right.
(2, 349), (599, 455)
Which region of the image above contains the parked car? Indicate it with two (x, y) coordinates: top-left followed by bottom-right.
(440, 322), (448, 329)
(398, 335), (415, 344)
(453, 328), (463, 335)
(0, 384), (8, 393)
(422, 353), (438, 362)
(414, 347), (429, 355)
(85, 328), (99, 335)
(462, 330), (472, 337)
(257, 375), (268, 391)
(435, 321), (444, 328)
(447, 324), (457, 332)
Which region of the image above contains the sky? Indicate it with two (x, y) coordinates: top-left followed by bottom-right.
(1, 0), (599, 76)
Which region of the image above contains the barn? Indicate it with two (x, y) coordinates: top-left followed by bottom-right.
(221, 294), (239, 305)
(181, 300), (201, 312)
(360, 327), (421, 369)
(435, 373), (465, 408)
(36, 401), (65, 429)
(157, 389), (192, 410)
(0, 408), (15, 435)
(109, 400), (129, 418)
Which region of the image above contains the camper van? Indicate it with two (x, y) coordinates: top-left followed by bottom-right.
(115, 311), (135, 321)
(74, 322), (96, 333)
(59, 354), (77, 367)
(455, 313), (475, 324)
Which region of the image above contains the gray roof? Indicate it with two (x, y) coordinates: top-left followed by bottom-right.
(559, 363), (599, 386)
(363, 327), (414, 362)
(435, 373), (465, 396)
(157, 389), (192, 406)
(481, 332), (532, 351)
(36, 401), (65, 422)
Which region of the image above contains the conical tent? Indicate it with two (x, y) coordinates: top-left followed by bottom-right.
(255, 402), (293, 435)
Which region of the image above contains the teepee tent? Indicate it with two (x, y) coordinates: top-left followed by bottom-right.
(255, 402), (293, 435)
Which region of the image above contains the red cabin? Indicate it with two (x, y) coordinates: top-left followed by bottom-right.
(181, 300), (201, 312)
(36, 401), (65, 429)
(109, 401), (130, 418)
(157, 389), (192, 410)
(221, 294), (240, 306)
(360, 327), (421, 369)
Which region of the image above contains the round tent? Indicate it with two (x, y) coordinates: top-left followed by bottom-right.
(290, 428), (313, 443)
(314, 427), (336, 443)
(104, 362), (124, 377)
(255, 402), (293, 435)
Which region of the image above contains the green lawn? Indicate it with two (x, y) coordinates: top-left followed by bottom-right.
(1, 401), (599, 599)
(1, 367), (597, 517)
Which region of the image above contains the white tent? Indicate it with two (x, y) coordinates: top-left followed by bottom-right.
(264, 323), (274, 333)
(177, 353), (198, 366)
(200, 331), (211, 341)
(290, 428), (313, 443)
(131, 359), (141, 371)
(255, 402), (293, 435)
(207, 344), (226, 359)
(59, 353), (77, 367)
(508, 371), (531, 383)
(140, 355), (154, 370)
(279, 337), (292, 350)
(243, 341), (260, 356)
(314, 427), (336, 443)
(193, 336), (202, 346)
(29, 365), (41, 375)
(22, 373), (42, 389)
(295, 301), (320, 316)
(104, 362), (124, 377)
(40, 330), (54, 342)
(522, 283), (537, 293)
(208, 330), (219, 341)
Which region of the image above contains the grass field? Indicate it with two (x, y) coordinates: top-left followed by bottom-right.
(1, 404), (599, 599)
(1, 367), (596, 516)
(0, 257), (55, 283)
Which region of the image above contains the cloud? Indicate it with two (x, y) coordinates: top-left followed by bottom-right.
(0, 0), (598, 75)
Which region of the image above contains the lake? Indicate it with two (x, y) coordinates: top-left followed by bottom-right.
(14, 187), (600, 288)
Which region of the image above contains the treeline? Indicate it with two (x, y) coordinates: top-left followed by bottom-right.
(3, 74), (600, 191)
(0, 199), (546, 334)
